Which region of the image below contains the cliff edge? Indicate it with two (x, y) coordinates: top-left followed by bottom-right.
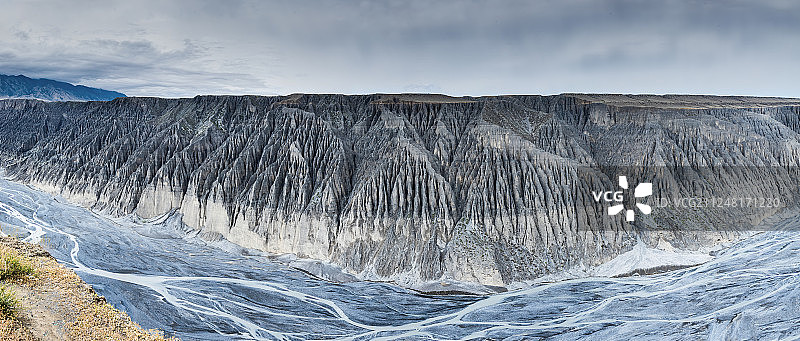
(0, 236), (174, 340)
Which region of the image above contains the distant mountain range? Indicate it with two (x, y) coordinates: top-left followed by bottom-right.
(0, 74), (125, 101)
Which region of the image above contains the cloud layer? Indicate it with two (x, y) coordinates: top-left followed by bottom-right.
(1, 0), (798, 97)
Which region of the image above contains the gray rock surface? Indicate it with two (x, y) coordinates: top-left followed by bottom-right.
(1, 94), (798, 287)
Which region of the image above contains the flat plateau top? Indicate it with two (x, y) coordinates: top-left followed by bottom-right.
(371, 93), (477, 104)
(3, 93), (800, 109)
(342, 93), (800, 108)
(565, 94), (800, 109)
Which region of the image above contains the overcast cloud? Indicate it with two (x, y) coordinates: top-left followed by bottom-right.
(1, 0), (798, 97)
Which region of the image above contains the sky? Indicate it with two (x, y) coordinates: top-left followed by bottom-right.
(1, 0), (799, 98)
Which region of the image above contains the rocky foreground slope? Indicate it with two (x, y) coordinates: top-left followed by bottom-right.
(0, 236), (173, 340)
(0, 94), (798, 287)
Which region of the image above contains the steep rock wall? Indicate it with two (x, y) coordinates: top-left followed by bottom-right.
(1, 94), (799, 286)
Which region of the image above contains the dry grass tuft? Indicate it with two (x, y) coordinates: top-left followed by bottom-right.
(0, 285), (19, 319)
(0, 317), (37, 341)
(0, 249), (35, 281)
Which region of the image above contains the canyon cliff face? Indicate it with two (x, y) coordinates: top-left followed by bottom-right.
(1, 94), (799, 287)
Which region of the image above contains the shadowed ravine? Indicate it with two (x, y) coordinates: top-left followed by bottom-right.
(1, 177), (799, 340)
